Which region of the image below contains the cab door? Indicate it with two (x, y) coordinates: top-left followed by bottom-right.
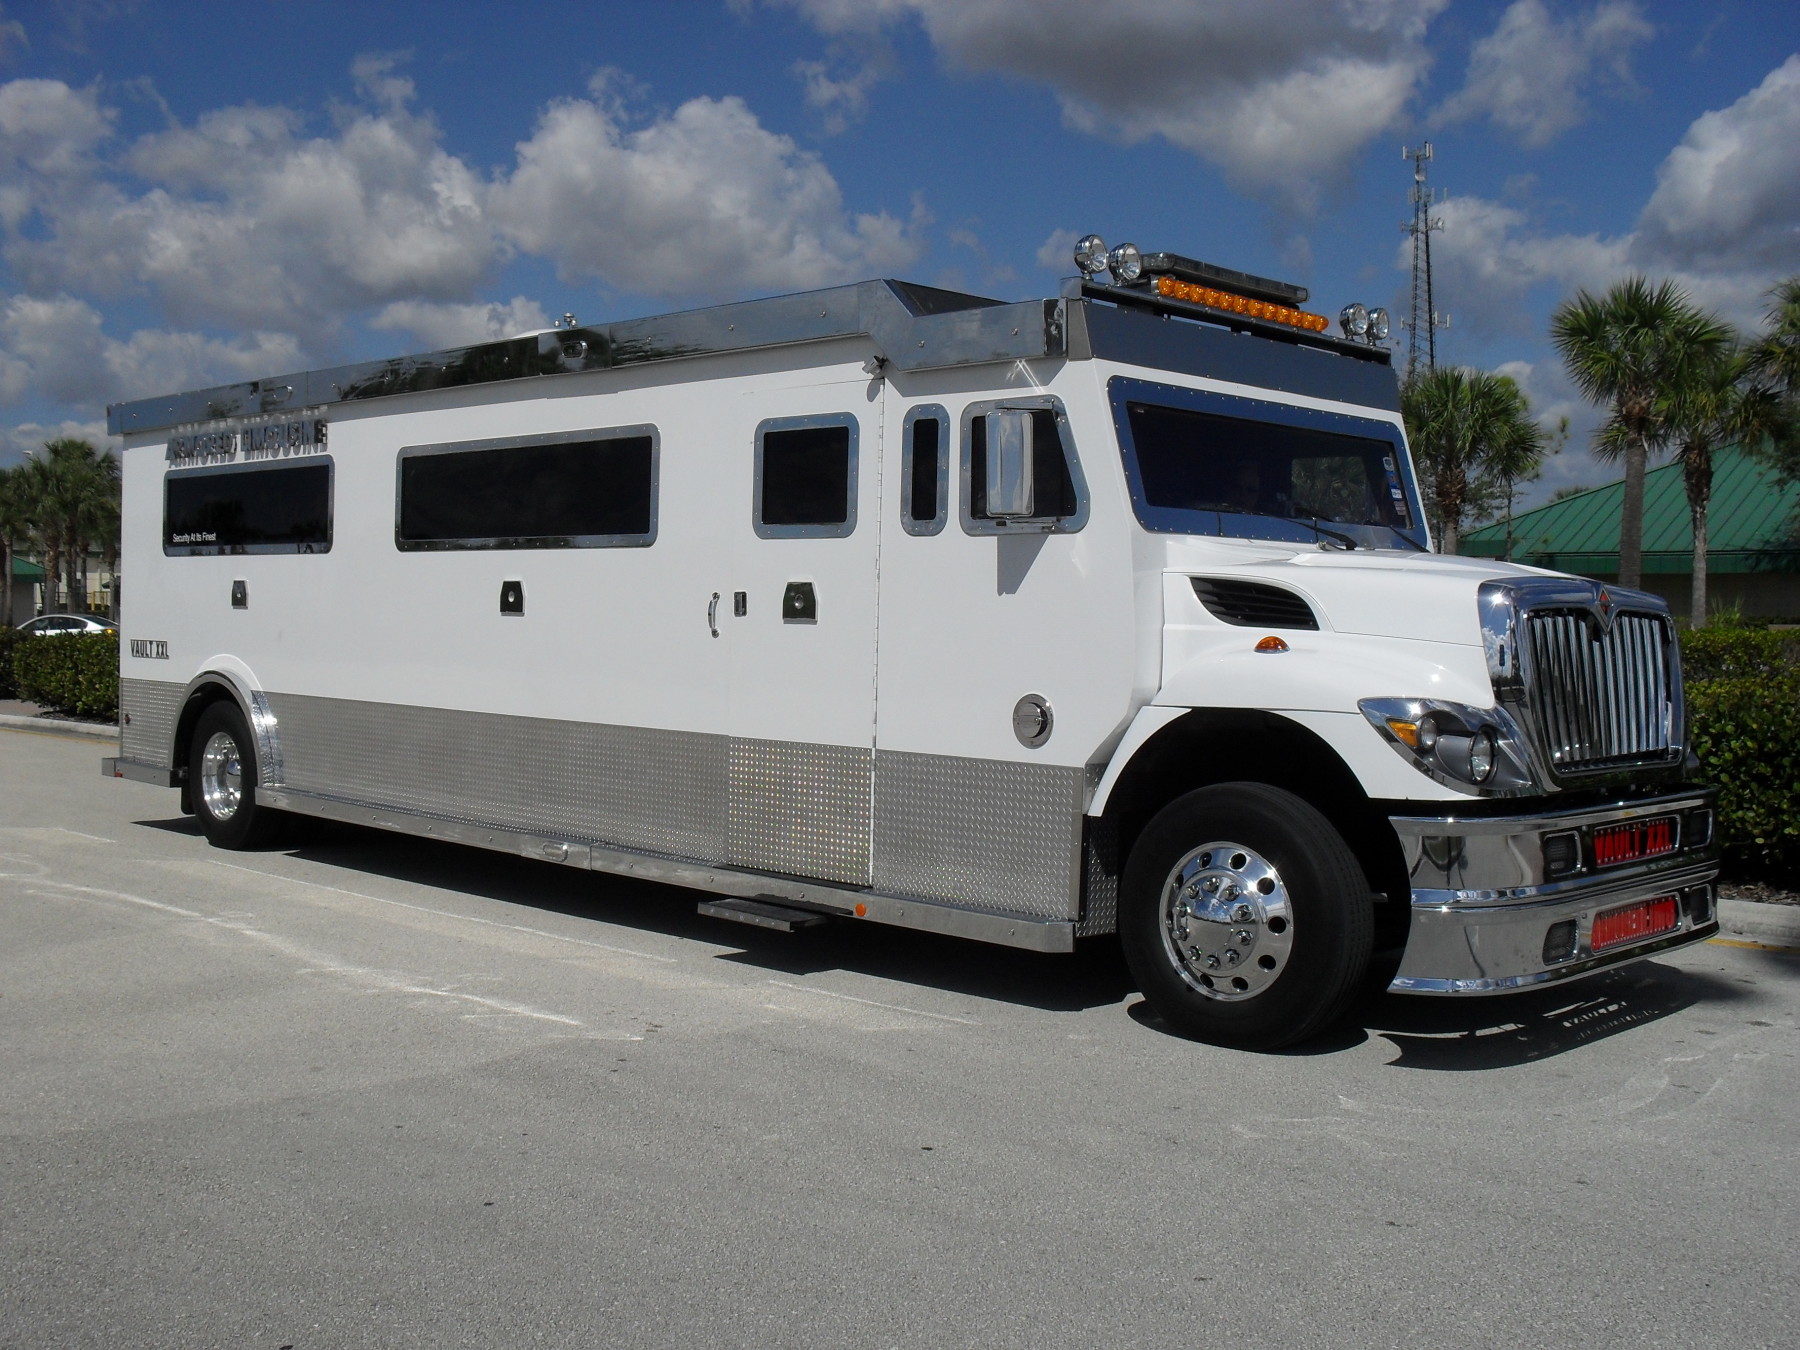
(723, 381), (880, 885)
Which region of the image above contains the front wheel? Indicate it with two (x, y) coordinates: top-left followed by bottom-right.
(1120, 783), (1372, 1050)
(189, 701), (283, 850)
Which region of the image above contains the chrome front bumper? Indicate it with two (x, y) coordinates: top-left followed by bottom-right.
(1388, 790), (1720, 995)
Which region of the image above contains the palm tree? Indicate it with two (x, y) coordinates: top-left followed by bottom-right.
(0, 465), (36, 626)
(15, 439), (120, 613)
(1551, 277), (1728, 589)
(1748, 277), (1800, 485)
(1647, 344), (1785, 624)
(1401, 366), (1547, 554)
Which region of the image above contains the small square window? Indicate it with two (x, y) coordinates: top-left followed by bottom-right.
(754, 415), (858, 539)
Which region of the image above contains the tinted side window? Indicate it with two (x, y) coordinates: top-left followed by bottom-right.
(909, 419), (940, 521)
(755, 416), (857, 539)
(901, 405), (948, 536)
(968, 410), (1077, 521)
(397, 430), (656, 550)
(164, 462), (332, 555)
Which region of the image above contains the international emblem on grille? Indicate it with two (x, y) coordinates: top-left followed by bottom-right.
(1593, 585), (1616, 635)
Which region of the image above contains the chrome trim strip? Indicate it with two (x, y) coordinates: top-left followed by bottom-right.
(101, 756), (179, 786)
(259, 786), (1075, 953)
(109, 282), (1069, 436)
(1390, 921), (1718, 995)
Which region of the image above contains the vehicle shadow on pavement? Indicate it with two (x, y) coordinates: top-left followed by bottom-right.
(128, 814), (1761, 1036)
(1363, 960), (1752, 1070)
(139, 815), (1139, 1015)
(1123, 955), (1754, 1063)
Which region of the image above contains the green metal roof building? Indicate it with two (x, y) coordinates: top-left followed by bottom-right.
(1461, 446), (1800, 621)
(7, 556), (45, 628)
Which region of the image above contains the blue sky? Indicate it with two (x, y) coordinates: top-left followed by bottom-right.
(2, 1), (1796, 506)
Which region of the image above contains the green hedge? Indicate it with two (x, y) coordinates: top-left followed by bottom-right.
(1678, 626), (1800, 681)
(0, 626), (19, 700)
(1680, 626), (1800, 876)
(12, 631), (119, 719)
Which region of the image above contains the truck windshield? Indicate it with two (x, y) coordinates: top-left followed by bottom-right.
(1112, 381), (1425, 550)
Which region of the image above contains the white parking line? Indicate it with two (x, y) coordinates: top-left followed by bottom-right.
(203, 857), (681, 964)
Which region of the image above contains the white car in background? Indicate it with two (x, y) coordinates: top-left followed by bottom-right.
(16, 613), (118, 636)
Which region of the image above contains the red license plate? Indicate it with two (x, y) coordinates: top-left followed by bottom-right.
(1592, 815), (1677, 867)
(1591, 895), (1680, 951)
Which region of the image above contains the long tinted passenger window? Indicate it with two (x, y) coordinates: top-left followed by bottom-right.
(164, 462), (332, 555)
(398, 429), (656, 549)
(755, 416), (857, 538)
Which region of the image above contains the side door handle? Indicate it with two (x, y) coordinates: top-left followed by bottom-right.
(708, 591), (720, 638)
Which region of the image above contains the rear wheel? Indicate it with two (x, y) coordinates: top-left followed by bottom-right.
(189, 701), (282, 849)
(1120, 783), (1371, 1050)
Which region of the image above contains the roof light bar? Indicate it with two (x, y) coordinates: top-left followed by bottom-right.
(1155, 276), (1331, 334)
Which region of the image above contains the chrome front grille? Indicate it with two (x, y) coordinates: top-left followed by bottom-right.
(1522, 610), (1675, 770)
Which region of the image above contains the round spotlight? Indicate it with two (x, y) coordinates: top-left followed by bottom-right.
(1108, 242), (1143, 284)
(1469, 728), (1498, 784)
(1073, 234), (1109, 277)
(1368, 307), (1390, 341)
(1339, 303), (1370, 338)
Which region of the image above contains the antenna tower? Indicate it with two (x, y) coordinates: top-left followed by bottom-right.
(1401, 142), (1449, 382)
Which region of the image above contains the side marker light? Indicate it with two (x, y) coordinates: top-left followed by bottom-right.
(1386, 718), (1419, 748)
(1254, 636), (1290, 653)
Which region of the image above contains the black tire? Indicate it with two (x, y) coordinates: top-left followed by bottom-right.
(189, 701), (283, 850)
(1120, 783), (1372, 1051)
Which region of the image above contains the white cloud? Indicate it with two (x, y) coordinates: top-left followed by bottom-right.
(370, 296), (551, 349)
(1437, 1), (1653, 147)
(0, 294), (302, 410)
(792, 44), (892, 135)
(1412, 195), (1629, 340)
(1417, 62), (1800, 345)
(3, 71), (497, 336)
(0, 77), (113, 178)
(1634, 55), (1800, 274)
(0, 418), (116, 469)
(1035, 228), (1080, 274)
(490, 88), (920, 297)
(770, 0), (1447, 210)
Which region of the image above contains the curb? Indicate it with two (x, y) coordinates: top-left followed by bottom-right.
(0, 712), (119, 742)
(1715, 898), (1800, 951)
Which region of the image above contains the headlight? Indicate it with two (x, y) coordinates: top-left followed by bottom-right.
(1339, 303), (1370, 338)
(1359, 698), (1532, 794)
(1073, 233), (1109, 277)
(1368, 307), (1390, 341)
(1468, 727), (1496, 783)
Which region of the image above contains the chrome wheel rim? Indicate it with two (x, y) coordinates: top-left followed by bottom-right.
(199, 730), (244, 821)
(1159, 839), (1294, 1000)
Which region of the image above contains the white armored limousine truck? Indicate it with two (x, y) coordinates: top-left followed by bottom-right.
(104, 239), (1720, 1048)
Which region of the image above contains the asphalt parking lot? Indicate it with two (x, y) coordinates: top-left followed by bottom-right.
(3, 725), (1797, 1350)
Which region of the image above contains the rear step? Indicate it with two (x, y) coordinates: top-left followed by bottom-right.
(697, 897), (833, 933)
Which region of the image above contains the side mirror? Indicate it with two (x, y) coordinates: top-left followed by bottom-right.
(984, 409), (1036, 518)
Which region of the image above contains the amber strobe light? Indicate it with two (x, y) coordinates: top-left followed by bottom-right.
(1155, 276), (1331, 333)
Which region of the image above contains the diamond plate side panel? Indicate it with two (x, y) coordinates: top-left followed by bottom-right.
(266, 693), (728, 862)
(727, 738), (872, 885)
(121, 678), (185, 767)
(1077, 816), (1121, 937)
(872, 751), (1083, 920)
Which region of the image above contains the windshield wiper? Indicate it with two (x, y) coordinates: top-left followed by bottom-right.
(1305, 518), (1359, 550)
